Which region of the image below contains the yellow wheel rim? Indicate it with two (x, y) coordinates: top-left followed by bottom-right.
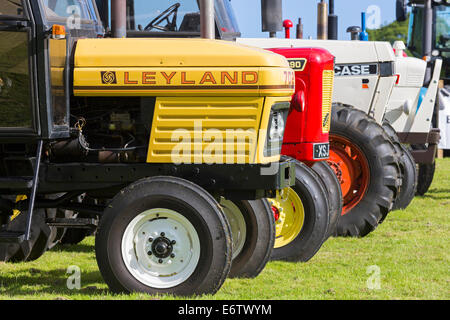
(268, 187), (305, 248)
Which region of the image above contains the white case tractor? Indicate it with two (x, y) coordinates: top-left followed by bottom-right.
(237, 37), (442, 237)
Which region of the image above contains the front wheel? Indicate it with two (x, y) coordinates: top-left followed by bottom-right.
(221, 198), (274, 279)
(269, 160), (330, 262)
(95, 176), (232, 296)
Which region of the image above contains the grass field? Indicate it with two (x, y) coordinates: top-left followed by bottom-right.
(0, 159), (449, 300)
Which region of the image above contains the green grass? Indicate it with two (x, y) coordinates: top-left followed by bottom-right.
(0, 159), (449, 300)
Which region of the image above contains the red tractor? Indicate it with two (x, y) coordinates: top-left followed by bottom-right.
(266, 47), (342, 261)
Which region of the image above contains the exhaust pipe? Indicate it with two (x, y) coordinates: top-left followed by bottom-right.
(111, 0), (127, 38)
(200, 0), (215, 39)
(317, 0), (328, 40)
(296, 18), (303, 39)
(328, 0), (338, 40)
(261, 0), (283, 38)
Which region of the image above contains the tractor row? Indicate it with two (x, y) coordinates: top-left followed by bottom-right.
(0, 0), (442, 297)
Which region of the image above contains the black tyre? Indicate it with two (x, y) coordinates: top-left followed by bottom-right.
(46, 208), (76, 250)
(330, 104), (401, 237)
(220, 198), (274, 278)
(411, 144), (436, 196)
(311, 161), (343, 238)
(59, 226), (89, 246)
(95, 176), (232, 296)
(269, 160), (330, 262)
(0, 208), (51, 262)
(382, 122), (417, 210)
(59, 196), (97, 246)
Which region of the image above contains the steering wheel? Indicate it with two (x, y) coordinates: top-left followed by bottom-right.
(144, 3), (181, 31)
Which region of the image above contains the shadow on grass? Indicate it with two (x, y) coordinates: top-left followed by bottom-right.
(52, 243), (95, 253)
(418, 188), (450, 200)
(0, 268), (107, 297)
(425, 188), (450, 194)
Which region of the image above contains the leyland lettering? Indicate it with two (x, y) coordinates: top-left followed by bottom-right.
(101, 70), (260, 86)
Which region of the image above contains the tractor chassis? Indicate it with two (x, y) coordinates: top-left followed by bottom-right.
(397, 128), (441, 164)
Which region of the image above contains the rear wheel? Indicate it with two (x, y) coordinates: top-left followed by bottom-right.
(311, 161), (343, 238)
(411, 144), (436, 196)
(0, 204), (51, 263)
(221, 198), (274, 278)
(59, 225), (89, 246)
(95, 176), (232, 296)
(329, 104), (401, 237)
(382, 122), (417, 210)
(269, 160), (329, 262)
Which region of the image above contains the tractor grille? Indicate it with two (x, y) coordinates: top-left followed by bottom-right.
(322, 70), (334, 133)
(147, 97), (264, 164)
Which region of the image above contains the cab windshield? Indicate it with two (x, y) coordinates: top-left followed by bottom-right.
(121, 0), (240, 37)
(215, 0), (240, 35)
(435, 5), (449, 55)
(408, 4), (450, 58)
(408, 6), (424, 57)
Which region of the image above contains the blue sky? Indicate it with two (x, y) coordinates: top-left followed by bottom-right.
(231, 0), (398, 40)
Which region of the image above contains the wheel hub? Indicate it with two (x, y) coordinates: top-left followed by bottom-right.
(151, 236), (174, 259)
(329, 134), (370, 215)
(268, 187), (305, 249)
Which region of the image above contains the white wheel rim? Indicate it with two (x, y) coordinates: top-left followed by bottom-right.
(121, 208), (201, 289)
(220, 198), (246, 260)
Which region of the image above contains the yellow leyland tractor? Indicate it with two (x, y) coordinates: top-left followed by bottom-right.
(0, 0), (296, 295)
(95, 0), (338, 264)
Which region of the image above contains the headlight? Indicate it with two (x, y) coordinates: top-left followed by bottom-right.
(264, 102), (290, 157)
(269, 111), (286, 140)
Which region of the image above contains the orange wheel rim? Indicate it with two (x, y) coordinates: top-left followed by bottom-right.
(328, 134), (370, 215)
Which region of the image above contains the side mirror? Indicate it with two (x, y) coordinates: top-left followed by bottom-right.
(396, 0), (408, 22)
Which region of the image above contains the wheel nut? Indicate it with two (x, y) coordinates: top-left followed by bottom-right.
(148, 238), (153, 242)
(160, 232), (165, 237)
(158, 259), (163, 264)
(170, 254), (175, 258)
(147, 251), (152, 256)
(171, 240), (176, 245)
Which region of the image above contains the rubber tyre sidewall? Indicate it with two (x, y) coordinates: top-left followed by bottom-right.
(392, 144), (417, 210)
(311, 161), (343, 238)
(0, 209), (51, 262)
(331, 104), (400, 237)
(411, 144), (436, 196)
(228, 199), (274, 279)
(382, 122), (417, 210)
